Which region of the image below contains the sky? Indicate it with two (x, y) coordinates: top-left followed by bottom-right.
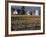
(11, 6), (41, 13)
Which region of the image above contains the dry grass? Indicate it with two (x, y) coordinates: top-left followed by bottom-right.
(11, 15), (41, 31)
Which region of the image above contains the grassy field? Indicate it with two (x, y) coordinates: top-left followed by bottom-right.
(11, 15), (41, 31)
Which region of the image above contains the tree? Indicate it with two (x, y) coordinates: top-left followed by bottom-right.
(17, 9), (21, 15)
(30, 9), (32, 15)
(11, 8), (15, 14)
(11, 8), (15, 12)
(21, 6), (25, 15)
(30, 11), (32, 15)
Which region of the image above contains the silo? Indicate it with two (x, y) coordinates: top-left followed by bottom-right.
(35, 10), (39, 16)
